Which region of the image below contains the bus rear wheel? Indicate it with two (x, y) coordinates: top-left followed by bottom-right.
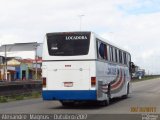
(100, 84), (110, 106)
(101, 99), (109, 106)
(60, 101), (74, 106)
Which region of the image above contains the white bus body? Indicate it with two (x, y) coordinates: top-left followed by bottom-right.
(42, 32), (132, 105)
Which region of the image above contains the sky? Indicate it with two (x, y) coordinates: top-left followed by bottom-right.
(0, 0), (160, 74)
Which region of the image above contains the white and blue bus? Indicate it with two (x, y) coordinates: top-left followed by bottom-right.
(42, 31), (133, 106)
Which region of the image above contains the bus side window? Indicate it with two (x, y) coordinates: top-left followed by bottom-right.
(96, 40), (100, 59)
(109, 46), (113, 62)
(97, 40), (106, 60)
(127, 54), (131, 66)
(112, 47), (116, 63)
(126, 53), (129, 66)
(97, 40), (101, 59)
(104, 44), (108, 60)
(122, 52), (124, 64)
(115, 48), (118, 63)
(99, 42), (105, 59)
(123, 52), (127, 65)
(111, 47), (114, 62)
(119, 50), (122, 64)
(107, 45), (110, 61)
(117, 49), (119, 63)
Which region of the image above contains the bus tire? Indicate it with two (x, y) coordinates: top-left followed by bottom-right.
(60, 101), (74, 106)
(101, 84), (111, 106)
(107, 84), (111, 104)
(108, 84), (111, 99)
(104, 99), (110, 106)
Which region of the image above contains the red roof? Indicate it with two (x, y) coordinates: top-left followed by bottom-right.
(33, 57), (42, 63)
(18, 59), (34, 63)
(18, 57), (42, 63)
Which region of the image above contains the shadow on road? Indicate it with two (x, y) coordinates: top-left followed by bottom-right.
(49, 96), (132, 110)
(50, 101), (102, 110)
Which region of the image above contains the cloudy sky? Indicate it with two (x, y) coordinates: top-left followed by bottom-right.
(0, 0), (160, 74)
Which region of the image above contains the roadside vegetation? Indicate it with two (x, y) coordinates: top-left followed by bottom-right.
(0, 92), (41, 103)
(131, 75), (160, 82)
(0, 96), (8, 103)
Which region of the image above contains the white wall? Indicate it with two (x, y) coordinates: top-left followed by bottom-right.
(0, 51), (35, 59)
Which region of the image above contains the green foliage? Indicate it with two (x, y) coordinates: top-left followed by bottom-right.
(15, 95), (24, 100)
(31, 92), (41, 98)
(132, 76), (160, 82)
(0, 92), (41, 103)
(0, 96), (8, 103)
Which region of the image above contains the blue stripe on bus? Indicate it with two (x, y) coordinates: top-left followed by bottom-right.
(42, 90), (97, 101)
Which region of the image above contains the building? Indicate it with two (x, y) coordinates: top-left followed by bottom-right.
(0, 58), (42, 81)
(0, 56), (5, 80)
(0, 42), (42, 81)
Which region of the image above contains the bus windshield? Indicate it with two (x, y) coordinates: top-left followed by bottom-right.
(47, 32), (90, 56)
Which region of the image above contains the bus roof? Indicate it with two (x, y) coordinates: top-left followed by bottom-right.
(46, 31), (130, 55)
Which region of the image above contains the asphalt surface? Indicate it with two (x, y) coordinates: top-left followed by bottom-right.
(0, 78), (160, 120)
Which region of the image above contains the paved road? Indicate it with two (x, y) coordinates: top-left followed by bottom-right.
(0, 78), (160, 119)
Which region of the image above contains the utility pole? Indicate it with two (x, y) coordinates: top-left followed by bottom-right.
(4, 45), (7, 81)
(79, 15), (85, 31)
(34, 43), (39, 80)
(109, 32), (114, 41)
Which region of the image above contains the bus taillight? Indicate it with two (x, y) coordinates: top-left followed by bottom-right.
(91, 77), (96, 87)
(42, 77), (46, 87)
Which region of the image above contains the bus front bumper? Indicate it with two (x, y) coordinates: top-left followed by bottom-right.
(42, 90), (97, 101)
